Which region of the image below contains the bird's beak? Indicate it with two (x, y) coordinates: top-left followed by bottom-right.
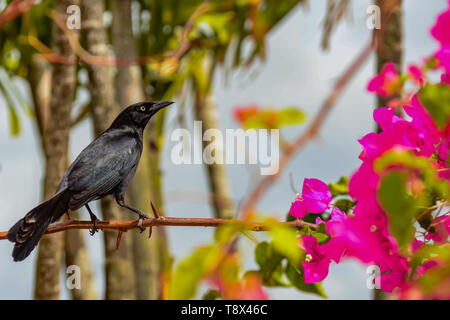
(154, 100), (174, 111)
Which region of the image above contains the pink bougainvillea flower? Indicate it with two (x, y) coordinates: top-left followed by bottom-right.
(323, 208), (386, 264)
(442, 72), (450, 84)
(348, 161), (380, 205)
(412, 238), (424, 252)
(403, 95), (442, 156)
(317, 208), (408, 292)
(408, 64), (424, 85)
(436, 45), (450, 74)
(367, 62), (401, 97)
(357, 131), (408, 161)
(431, 1), (450, 46)
(300, 235), (341, 283)
(416, 260), (439, 279)
(289, 196), (308, 219)
(358, 97), (441, 161)
(425, 215), (450, 243)
(431, 1), (450, 73)
(377, 257), (409, 292)
(373, 107), (403, 132)
(289, 178), (332, 219)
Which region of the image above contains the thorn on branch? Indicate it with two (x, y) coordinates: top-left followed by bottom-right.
(116, 230), (123, 250)
(151, 201), (160, 219)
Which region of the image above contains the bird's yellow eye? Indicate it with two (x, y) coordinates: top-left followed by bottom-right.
(140, 106), (146, 111)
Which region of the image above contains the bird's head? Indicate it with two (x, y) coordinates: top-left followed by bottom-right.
(111, 101), (174, 130)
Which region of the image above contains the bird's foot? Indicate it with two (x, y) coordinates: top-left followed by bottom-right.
(134, 209), (149, 233)
(89, 214), (100, 236)
(137, 218), (145, 233)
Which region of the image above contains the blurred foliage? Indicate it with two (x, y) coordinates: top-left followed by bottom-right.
(419, 84), (450, 130)
(378, 171), (419, 253)
(321, 0), (351, 50)
(237, 106), (306, 130)
(165, 219), (328, 299)
(0, 0), (307, 133)
(328, 176), (349, 197)
(376, 150), (450, 254)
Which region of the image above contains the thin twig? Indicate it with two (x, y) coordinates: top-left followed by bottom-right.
(0, 0), (35, 30)
(171, 0), (211, 61)
(0, 216), (316, 240)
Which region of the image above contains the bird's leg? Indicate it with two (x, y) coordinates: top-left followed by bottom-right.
(115, 196), (148, 232)
(85, 204), (99, 236)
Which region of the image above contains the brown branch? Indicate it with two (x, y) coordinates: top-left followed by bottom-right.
(0, 0), (35, 30)
(171, 0), (211, 61)
(240, 35), (377, 216)
(0, 216), (316, 240)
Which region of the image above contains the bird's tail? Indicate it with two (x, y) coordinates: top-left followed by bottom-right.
(7, 189), (71, 261)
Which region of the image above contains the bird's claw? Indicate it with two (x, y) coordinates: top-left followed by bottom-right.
(89, 217), (99, 236)
(138, 217), (145, 233)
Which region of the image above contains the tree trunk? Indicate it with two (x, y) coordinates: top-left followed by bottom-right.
(375, 0), (403, 110)
(28, 54), (50, 142)
(81, 0), (136, 300)
(373, 0), (403, 300)
(33, 0), (78, 300)
(110, 0), (166, 299)
(193, 63), (234, 220)
(64, 211), (97, 300)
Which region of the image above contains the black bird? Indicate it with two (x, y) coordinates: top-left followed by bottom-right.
(7, 100), (173, 261)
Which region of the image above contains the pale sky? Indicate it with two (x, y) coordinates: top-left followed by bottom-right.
(0, 0), (447, 299)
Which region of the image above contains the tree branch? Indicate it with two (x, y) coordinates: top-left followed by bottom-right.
(0, 216), (316, 240)
(0, 0), (35, 30)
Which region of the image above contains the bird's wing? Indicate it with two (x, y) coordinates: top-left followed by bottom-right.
(66, 130), (141, 209)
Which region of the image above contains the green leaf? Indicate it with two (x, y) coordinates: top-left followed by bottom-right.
(242, 113), (270, 129)
(7, 103), (20, 136)
(334, 198), (355, 213)
(0, 78), (20, 136)
(167, 245), (219, 300)
(242, 107), (305, 129)
(285, 212), (295, 222)
(254, 241), (289, 287)
(277, 107), (306, 127)
(328, 176), (349, 197)
(202, 289), (221, 300)
(310, 223), (330, 245)
(375, 150), (450, 201)
(377, 171), (418, 253)
(419, 84), (450, 130)
(285, 263), (327, 298)
(267, 223), (303, 266)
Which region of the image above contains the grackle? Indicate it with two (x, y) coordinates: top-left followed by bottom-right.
(7, 101), (173, 261)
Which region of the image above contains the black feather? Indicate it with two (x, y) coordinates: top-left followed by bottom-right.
(7, 189), (72, 261)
